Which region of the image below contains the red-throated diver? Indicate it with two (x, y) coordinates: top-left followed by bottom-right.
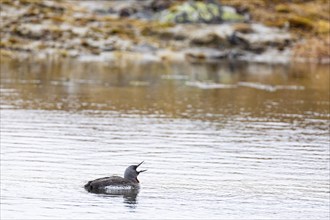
(84, 161), (146, 194)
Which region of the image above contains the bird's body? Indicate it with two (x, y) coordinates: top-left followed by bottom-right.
(84, 176), (139, 193)
(84, 162), (146, 194)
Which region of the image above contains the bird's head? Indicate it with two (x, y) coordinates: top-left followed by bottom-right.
(124, 161), (147, 183)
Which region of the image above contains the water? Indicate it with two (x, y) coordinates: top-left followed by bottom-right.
(1, 57), (329, 219)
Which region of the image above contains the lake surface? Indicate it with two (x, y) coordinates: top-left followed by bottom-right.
(1, 57), (329, 219)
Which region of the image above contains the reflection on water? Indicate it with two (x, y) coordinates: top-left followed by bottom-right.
(97, 192), (139, 210)
(123, 192), (139, 209)
(0, 57), (329, 219)
(0, 57), (328, 117)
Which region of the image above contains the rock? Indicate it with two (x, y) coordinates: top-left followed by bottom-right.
(185, 48), (229, 61)
(232, 23), (253, 34)
(120, 7), (137, 17)
(221, 6), (245, 22)
(132, 43), (158, 53)
(155, 1), (246, 24)
(190, 30), (228, 47)
(154, 25), (188, 40)
(288, 15), (314, 30)
(156, 49), (186, 62)
(187, 24), (235, 48)
(233, 24), (292, 52)
(150, 0), (173, 12)
(0, 0), (301, 63)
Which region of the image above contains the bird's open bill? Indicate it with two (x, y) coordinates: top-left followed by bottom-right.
(136, 161), (146, 173)
(137, 161), (144, 167)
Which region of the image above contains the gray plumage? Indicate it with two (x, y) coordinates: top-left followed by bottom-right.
(84, 161), (146, 194)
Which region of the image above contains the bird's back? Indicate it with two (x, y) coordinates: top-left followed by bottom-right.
(84, 176), (139, 194)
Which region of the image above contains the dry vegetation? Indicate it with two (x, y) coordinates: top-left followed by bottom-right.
(221, 0), (330, 61)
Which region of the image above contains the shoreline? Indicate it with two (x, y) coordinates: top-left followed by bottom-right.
(1, 0), (329, 64)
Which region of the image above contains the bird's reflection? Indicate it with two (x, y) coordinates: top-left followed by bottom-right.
(123, 191), (138, 209)
(95, 189), (139, 209)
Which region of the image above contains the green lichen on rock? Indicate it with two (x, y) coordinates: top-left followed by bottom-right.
(155, 1), (245, 24)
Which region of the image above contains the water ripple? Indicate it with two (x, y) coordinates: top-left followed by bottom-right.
(1, 109), (329, 219)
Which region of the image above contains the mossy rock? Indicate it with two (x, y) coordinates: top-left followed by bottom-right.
(156, 2), (245, 24)
(275, 4), (291, 13)
(222, 9), (244, 22)
(288, 15), (314, 30)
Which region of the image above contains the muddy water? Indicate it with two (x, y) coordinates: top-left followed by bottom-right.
(1, 57), (329, 219)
